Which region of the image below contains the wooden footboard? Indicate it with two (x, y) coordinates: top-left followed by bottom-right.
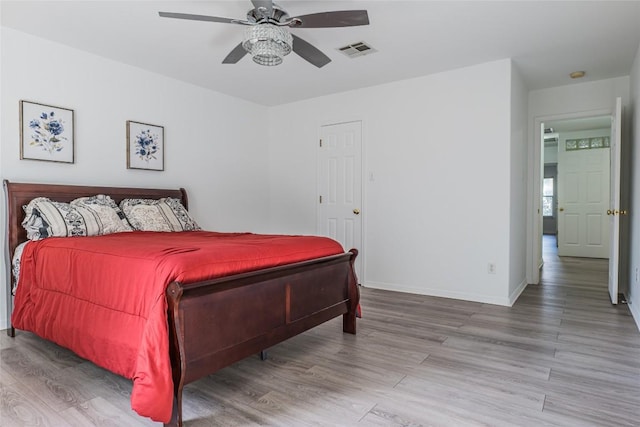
(165, 249), (359, 427)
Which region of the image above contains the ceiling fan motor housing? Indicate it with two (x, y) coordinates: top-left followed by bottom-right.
(247, 3), (289, 24)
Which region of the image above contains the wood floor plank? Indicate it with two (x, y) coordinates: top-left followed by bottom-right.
(361, 394), (501, 427)
(1, 346), (94, 413)
(0, 381), (70, 426)
(552, 348), (640, 374)
(543, 393), (639, 427)
(58, 397), (154, 427)
(421, 345), (552, 380)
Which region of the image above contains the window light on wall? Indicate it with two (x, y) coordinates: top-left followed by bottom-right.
(543, 178), (554, 217)
(565, 137), (610, 151)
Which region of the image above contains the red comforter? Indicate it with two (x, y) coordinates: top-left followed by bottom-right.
(12, 231), (344, 423)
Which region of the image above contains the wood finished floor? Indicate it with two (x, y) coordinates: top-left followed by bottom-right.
(2, 235), (640, 426)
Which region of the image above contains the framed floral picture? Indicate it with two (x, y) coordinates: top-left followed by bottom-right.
(20, 100), (74, 163)
(126, 120), (164, 171)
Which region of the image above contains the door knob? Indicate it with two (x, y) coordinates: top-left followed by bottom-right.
(353, 208), (360, 215)
(559, 208), (564, 212)
(607, 209), (613, 215)
(620, 209), (628, 215)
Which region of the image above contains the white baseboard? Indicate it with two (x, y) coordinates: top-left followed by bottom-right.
(508, 279), (528, 307)
(364, 281), (512, 306)
(628, 295), (640, 332)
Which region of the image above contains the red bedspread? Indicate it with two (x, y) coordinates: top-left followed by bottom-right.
(12, 231), (344, 423)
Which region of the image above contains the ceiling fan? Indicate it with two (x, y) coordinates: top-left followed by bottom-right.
(159, 1), (369, 68)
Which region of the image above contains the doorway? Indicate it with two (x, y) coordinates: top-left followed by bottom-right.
(530, 98), (625, 305)
(317, 120), (363, 281)
(539, 115), (612, 278)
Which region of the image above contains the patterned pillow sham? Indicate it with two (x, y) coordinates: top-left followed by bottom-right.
(11, 241), (29, 295)
(120, 197), (201, 232)
(22, 195), (132, 241)
(71, 194), (133, 234)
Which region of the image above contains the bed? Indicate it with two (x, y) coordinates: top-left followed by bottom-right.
(4, 180), (360, 427)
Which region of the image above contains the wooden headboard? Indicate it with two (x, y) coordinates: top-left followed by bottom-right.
(3, 180), (188, 261)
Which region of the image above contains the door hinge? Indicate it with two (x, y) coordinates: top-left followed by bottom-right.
(319, 139), (322, 147)
(319, 195), (323, 204)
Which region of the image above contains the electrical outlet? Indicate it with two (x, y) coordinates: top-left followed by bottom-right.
(488, 263), (496, 274)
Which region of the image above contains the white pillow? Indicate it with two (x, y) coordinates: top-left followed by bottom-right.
(120, 197), (200, 232)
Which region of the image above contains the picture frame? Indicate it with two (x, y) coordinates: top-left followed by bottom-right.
(126, 120), (164, 171)
(20, 100), (74, 163)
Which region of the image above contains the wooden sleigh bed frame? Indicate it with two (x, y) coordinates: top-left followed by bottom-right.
(4, 180), (360, 427)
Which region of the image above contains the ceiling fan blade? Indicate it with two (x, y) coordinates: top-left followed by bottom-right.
(251, 0), (273, 16)
(290, 10), (369, 28)
(292, 34), (331, 68)
(222, 43), (248, 64)
(158, 11), (244, 25)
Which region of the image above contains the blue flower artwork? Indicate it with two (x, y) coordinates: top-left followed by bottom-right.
(127, 120), (164, 171)
(21, 101), (74, 163)
(134, 129), (160, 162)
(29, 111), (67, 154)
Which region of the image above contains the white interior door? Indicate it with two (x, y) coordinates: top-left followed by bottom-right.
(608, 97), (622, 304)
(557, 137), (610, 258)
(318, 121), (363, 282)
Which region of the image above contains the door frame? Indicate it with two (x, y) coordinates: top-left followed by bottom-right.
(316, 118), (366, 284)
(528, 108), (611, 284)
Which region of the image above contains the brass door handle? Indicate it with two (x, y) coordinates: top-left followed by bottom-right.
(559, 208), (564, 212)
(353, 208), (360, 215)
(607, 209), (629, 215)
(608, 209), (627, 216)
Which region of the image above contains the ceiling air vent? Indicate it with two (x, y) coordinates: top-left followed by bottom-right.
(338, 41), (377, 58)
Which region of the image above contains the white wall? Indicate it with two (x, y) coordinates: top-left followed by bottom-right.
(527, 77), (630, 284)
(629, 42), (640, 329)
(0, 28), (270, 330)
(508, 63), (529, 302)
(268, 59), (518, 305)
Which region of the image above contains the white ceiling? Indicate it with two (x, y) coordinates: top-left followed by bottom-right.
(2, 1), (640, 106)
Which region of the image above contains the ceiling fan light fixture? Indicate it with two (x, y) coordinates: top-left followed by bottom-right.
(242, 24), (292, 66)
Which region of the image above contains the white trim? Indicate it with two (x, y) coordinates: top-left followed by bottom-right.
(509, 279), (528, 306)
(364, 281), (512, 307)
(628, 298), (640, 332)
